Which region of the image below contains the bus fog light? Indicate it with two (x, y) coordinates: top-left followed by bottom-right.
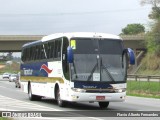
(71, 95), (79, 100)
(120, 96), (126, 99)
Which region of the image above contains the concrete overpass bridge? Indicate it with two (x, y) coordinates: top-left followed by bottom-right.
(0, 35), (43, 52)
(0, 35), (146, 73)
(0, 35), (146, 52)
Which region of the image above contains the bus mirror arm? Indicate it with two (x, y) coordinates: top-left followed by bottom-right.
(67, 46), (73, 63)
(125, 48), (135, 65)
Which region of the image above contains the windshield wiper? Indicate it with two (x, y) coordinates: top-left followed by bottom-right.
(101, 58), (115, 82)
(87, 62), (98, 81)
(72, 61), (78, 79)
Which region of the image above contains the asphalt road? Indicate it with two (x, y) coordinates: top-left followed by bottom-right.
(0, 77), (160, 120)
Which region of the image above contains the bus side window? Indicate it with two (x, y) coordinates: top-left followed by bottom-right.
(30, 47), (32, 60)
(32, 46), (36, 61)
(39, 45), (43, 60)
(48, 43), (51, 59)
(30, 47), (34, 61)
(55, 39), (62, 59)
(62, 37), (69, 80)
(54, 40), (58, 58)
(36, 45), (40, 60)
(41, 45), (45, 59)
(40, 45), (44, 60)
(26, 48), (30, 61)
(22, 49), (26, 62)
(34, 46), (37, 60)
(49, 41), (54, 59)
(24, 48), (27, 62)
(21, 49), (25, 62)
(44, 43), (48, 59)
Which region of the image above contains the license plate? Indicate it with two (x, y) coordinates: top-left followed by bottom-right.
(96, 96), (105, 100)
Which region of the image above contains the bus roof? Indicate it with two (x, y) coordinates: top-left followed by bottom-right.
(41, 32), (121, 42)
(22, 32), (122, 48)
(22, 39), (41, 48)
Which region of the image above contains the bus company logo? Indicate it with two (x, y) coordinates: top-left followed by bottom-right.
(24, 69), (33, 75)
(82, 85), (97, 89)
(40, 64), (53, 74)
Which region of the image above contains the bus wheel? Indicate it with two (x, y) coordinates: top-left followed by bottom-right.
(98, 102), (109, 109)
(56, 88), (65, 107)
(28, 84), (41, 101)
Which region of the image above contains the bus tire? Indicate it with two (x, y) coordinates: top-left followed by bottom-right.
(56, 88), (65, 107)
(98, 102), (109, 109)
(28, 84), (41, 101)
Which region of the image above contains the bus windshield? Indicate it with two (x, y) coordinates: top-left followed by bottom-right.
(70, 38), (127, 83)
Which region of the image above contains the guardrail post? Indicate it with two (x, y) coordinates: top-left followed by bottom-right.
(159, 79), (160, 94)
(135, 75), (137, 81)
(147, 76), (150, 82)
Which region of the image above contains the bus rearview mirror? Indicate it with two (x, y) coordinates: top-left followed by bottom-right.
(127, 48), (135, 65)
(67, 46), (73, 63)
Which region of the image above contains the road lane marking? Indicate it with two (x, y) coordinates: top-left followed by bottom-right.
(88, 117), (105, 120)
(0, 95), (61, 111)
(0, 108), (18, 111)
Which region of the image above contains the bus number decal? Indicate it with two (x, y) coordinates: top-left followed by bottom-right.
(71, 40), (76, 49)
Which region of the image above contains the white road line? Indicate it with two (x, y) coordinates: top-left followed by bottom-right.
(15, 118), (77, 120)
(0, 108), (18, 111)
(88, 117), (105, 120)
(0, 85), (22, 92)
(0, 95), (61, 111)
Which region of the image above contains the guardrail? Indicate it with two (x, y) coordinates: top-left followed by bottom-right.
(127, 74), (160, 81)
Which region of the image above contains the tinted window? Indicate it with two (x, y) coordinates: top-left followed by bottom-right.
(71, 38), (123, 54)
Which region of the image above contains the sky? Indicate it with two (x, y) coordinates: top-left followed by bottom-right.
(0, 0), (152, 36)
(0, 0), (152, 57)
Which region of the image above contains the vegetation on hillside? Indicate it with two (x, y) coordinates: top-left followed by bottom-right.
(121, 0), (160, 74)
(138, 0), (160, 74)
(141, 0), (160, 55)
(0, 52), (21, 74)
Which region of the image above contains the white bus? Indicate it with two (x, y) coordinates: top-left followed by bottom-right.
(20, 32), (135, 109)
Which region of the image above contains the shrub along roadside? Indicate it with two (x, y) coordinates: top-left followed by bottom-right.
(0, 62), (20, 74)
(127, 80), (160, 99)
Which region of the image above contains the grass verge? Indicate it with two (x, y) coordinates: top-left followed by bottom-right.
(0, 118), (13, 120)
(127, 80), (160, 99)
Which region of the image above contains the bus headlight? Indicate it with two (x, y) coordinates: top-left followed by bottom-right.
(71, 88), (86, 93)
(115, 88), (126, 93)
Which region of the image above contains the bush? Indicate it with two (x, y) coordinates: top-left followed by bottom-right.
(0, 61), (20, 74)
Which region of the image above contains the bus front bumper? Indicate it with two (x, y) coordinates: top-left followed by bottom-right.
(66, 92), (126, 102)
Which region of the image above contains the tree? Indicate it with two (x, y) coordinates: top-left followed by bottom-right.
(141, 0), (160, 56)
(6, 52), (13, 60)
(141, 0), (160, 19)
(121, 23), (145, 35)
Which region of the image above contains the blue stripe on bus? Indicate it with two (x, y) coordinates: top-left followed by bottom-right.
(20, 62), (48, 77)
(74, 81), (113, 89)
